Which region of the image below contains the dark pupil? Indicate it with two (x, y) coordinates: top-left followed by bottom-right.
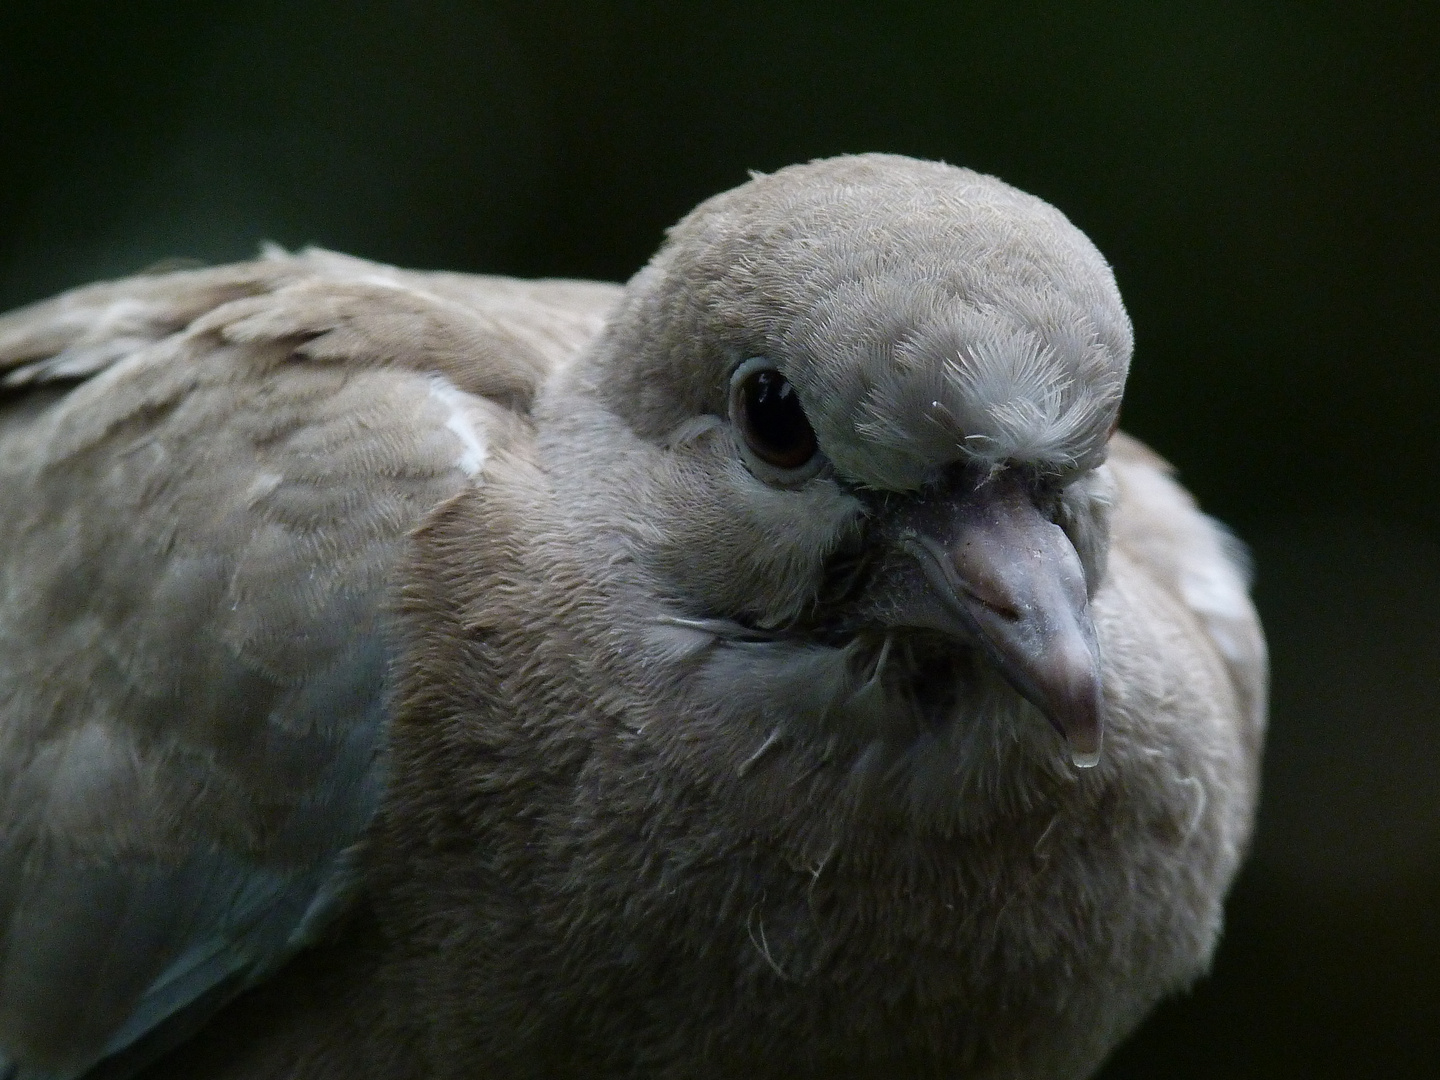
(742, 370), (817, 468)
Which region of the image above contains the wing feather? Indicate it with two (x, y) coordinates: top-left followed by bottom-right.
(0, 251), (620, 1077)
(1106, 432), (1268, 751)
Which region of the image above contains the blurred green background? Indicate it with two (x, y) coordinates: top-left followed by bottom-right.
(2, 1), (1435, 1075)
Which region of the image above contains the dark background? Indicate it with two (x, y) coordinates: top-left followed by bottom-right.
(2, 2), (1436, 1075)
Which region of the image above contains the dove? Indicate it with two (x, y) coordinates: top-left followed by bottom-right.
(0, 153), (1266, 1080)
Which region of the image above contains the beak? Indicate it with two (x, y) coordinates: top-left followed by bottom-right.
(874, 469), (1104, 767)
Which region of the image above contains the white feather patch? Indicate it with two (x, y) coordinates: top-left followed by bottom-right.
(426, 376), (488, 477)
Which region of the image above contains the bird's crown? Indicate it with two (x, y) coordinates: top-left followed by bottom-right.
(595, 153), (1132, 489)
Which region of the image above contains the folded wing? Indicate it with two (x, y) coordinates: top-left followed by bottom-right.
(0, 251), (618, 1078)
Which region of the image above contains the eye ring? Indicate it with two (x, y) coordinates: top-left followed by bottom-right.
(728, 357), (824, 484)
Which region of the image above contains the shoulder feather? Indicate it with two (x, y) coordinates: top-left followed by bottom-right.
(0, 251), (618, 1078)
(1106, 432), (1268, 749)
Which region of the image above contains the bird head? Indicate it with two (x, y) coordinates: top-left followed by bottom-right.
(539, 154), (1132, 781)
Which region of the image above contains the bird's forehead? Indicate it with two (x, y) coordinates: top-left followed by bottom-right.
(771, 259), (1129, 489)
(680, 158), (1132, 488)
(597, 155), (1131, 487)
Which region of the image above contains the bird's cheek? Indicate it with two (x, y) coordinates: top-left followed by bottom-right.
(648, 457), (860, 626)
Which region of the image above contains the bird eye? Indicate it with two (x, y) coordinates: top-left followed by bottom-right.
(730, 362), (819, 473)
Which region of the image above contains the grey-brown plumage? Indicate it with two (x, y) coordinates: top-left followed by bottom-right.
(0, 155), (1265, 1080)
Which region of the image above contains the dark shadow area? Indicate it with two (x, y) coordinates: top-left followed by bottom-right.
(1106, 522), (1440, 1077)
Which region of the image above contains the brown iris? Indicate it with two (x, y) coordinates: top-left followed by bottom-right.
(734, 369), (818, 470)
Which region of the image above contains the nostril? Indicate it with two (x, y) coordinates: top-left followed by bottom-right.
(950, 539), (1021, 619)
(967, 590), (1021, 622)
